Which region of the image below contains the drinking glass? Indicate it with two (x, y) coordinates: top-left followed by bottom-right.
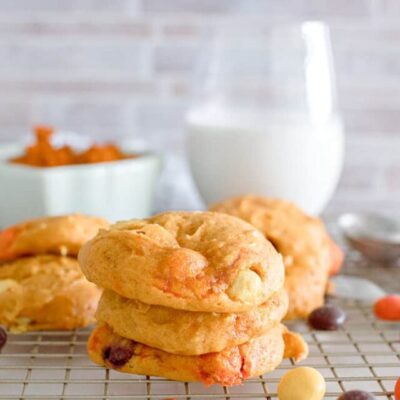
(186, 22), (344, 215)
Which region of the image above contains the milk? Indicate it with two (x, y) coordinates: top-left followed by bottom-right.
(186, 111), (344, 215)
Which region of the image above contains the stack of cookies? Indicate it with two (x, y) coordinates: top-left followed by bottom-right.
(79, 211), (308, 386)
(0, 214), (108, 332)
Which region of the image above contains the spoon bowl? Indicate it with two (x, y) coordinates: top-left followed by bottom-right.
(338, 213), (400, 265)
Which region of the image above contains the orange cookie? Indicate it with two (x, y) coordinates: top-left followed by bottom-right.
(96, 288), (288, 355)
(0, 255), (101, 331)
(79, 211), (284, 312)
(210, 195), (343, 319)
(87, 323), (308, 386)
(0, 214), (109, 261)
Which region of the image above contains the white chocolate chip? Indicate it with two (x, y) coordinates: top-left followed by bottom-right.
(59, 245), (68, 257)
(16, 317), (31, 325)
(227, 269), (263, 303)
(283, 255), (294, 268)
(0, 279), (18, 294)
(10, 317), (32, 333)
(251, 230), (263, 238)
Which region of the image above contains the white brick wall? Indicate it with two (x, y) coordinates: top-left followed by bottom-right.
(0, 0), (399, 214)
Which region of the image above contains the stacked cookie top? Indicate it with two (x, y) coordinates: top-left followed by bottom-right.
(210, 195), (344, 320)
(79, 212), (284, 312)
(80, 211), (308, 386)
(0, 214), (108, 332)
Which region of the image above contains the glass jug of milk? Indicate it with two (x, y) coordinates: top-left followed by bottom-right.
(186, 22), (344, 215)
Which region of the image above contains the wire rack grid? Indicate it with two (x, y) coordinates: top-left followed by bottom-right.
(0, 297), (398, 400)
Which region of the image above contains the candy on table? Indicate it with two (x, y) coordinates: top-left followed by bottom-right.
(337, 390), (376, 399)
(395, 377), (400, 400)
(308, 305), (346, 331)
(277, 366), (325, 400)
(373, 294), (400, 321)
(0, 326), (6, 351)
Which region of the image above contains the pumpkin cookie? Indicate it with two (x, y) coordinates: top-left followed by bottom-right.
(210, 195), (343, 319)
(96, 288), (288, 355)
(87, 323), (308, 386)
(79, 211), (284, 313)
(0, 255), (101, 331)
(0, 214), (109, 261)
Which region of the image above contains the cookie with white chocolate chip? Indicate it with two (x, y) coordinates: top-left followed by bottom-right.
(0, 214), (109, 261)
(210, 195), (344, 319)
(88, 323), (308, 386)
(0, 255), (101, 332)
(79, 211), (284, 312)
(96, 288), (288, 355)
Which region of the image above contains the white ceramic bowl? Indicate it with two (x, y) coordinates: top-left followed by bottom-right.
(0, 143), (162, 227)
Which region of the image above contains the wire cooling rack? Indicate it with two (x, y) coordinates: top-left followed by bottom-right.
(0, 298), (398, 400)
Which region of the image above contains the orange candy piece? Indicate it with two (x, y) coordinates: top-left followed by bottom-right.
(373, 295), (400, 321)
(395, 377), (400, 400)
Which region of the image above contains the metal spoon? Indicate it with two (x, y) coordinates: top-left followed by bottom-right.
(338, 213), (400, 265)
